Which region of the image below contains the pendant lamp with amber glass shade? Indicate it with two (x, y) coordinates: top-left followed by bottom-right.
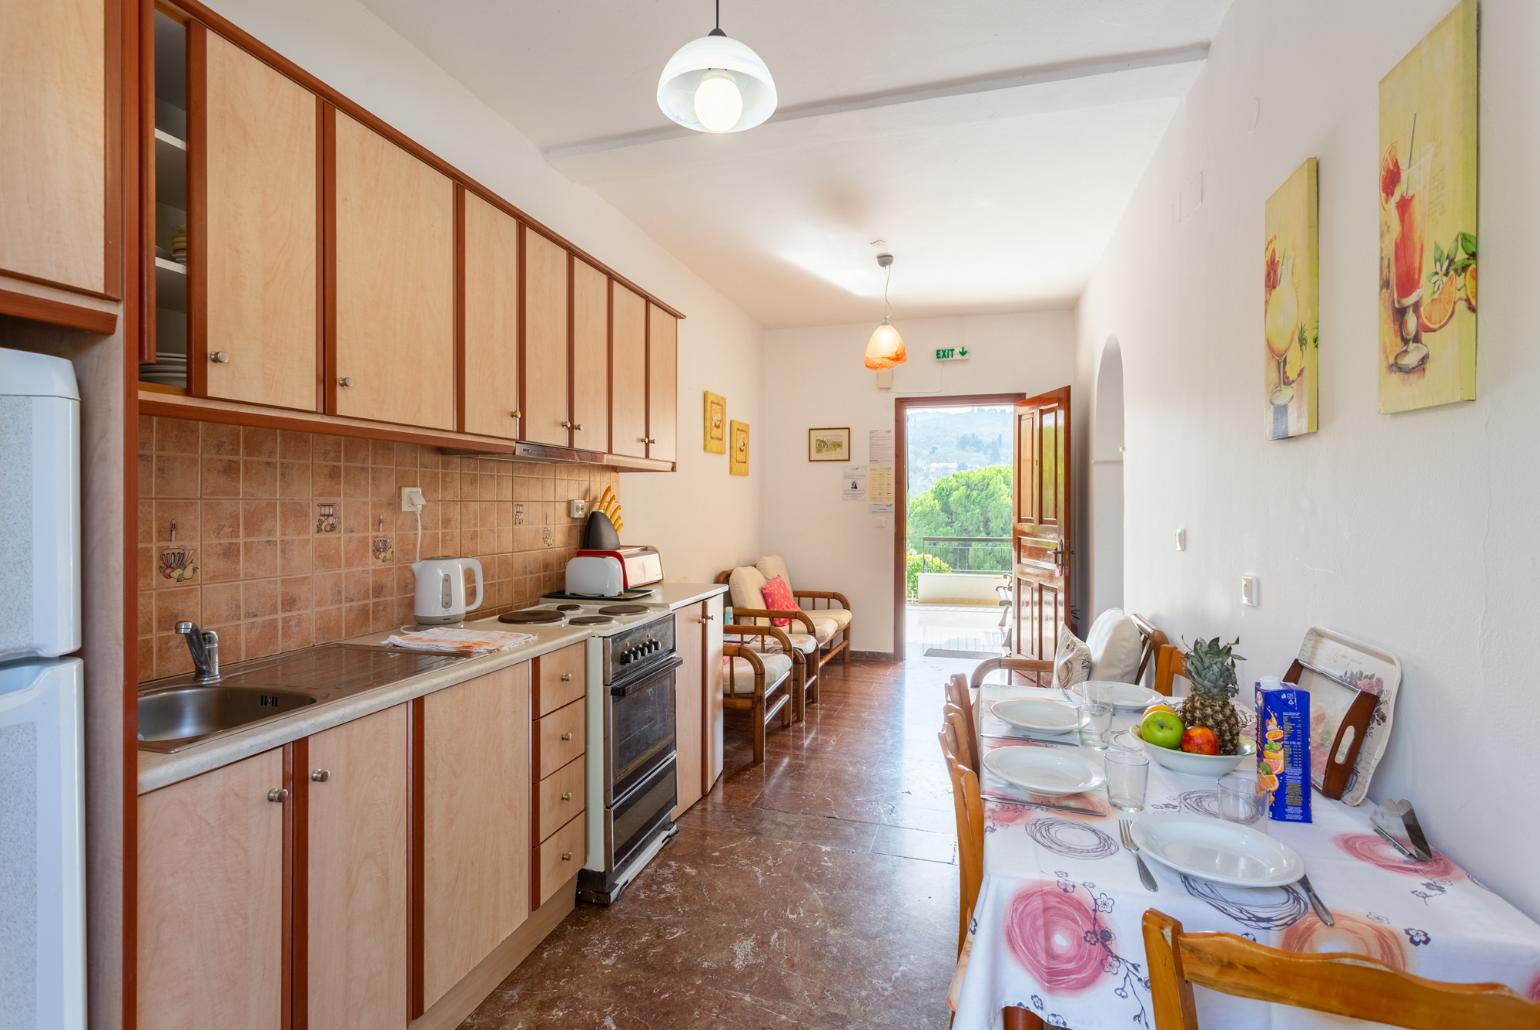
(864, 252), (907, 370)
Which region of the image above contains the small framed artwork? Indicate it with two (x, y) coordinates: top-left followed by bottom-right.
(729, 420), (749, 476)
(704, 391), (727, 454)
(807, 427), (851, 462)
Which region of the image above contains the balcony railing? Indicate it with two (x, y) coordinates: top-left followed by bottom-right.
(915, 535), (1012, 575)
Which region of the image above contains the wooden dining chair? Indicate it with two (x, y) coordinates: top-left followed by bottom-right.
(944, 674), (981, 774)
(1142, 910), (1540, 1029)
(969, 655), (1054, 690)
(1153, 643), (1187, 697)
(938, 709), (984, 955)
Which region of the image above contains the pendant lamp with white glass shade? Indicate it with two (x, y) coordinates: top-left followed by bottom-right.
(864, 253), (907, 370)
(657, 0), (777, 134)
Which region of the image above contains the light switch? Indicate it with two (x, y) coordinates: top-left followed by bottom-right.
(1175, 527), (1186, 552)
(1241, 575), (1260, 607)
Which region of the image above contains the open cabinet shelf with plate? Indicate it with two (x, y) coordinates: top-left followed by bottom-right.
(141, 9), (191, 390)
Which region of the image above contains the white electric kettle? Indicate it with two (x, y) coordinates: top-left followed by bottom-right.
(411, 556), (484, 625)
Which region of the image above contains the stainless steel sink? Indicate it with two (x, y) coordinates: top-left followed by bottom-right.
(137, 642), (470, 753)
(138, 686), (316, 753)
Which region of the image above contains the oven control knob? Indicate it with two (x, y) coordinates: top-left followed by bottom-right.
(648, 639), (660, 654)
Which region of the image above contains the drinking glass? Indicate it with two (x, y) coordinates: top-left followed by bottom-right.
(1104, 748), (1149, 812)
(1076, 702), (1112, 750)
(1218, 770), (1269, 827)
(1109, 728), (1142, 753)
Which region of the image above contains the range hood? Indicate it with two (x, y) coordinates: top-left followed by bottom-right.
(439, 441), (674, 472)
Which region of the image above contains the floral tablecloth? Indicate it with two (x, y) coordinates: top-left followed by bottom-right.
(950, 684), (1540, 1029)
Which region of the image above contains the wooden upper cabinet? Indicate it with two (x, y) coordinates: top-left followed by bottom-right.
(198, 28), (319, 410)
(330, 110), (454, 430)
(461, 191), (521, 439)
(421, 664), (532, 1011)
(138, 749), (285, 1030)
(0, 0), (109, 295)
(571, 257), (609, 453)
(610, 283), (648, 459)
(521, 228), (569, 447)
(307, 705), (408, 1030)
(647, 304), (678, 463)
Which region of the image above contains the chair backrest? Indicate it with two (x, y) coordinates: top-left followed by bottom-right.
(1129, 613), (1168, 684)
(1153, 644), (1187, 698)
(1142, 910), (1540, 1030)
(968, 656), (1053, 690)
(943, 700), (977, 774)
(944, 674), (980, 772)
(939, 710), (984, 956)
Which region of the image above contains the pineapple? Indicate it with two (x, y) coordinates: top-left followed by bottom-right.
(1178, 636), (1245, 755)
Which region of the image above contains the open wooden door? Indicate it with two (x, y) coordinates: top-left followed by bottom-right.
(1013, 386), (1072, 660)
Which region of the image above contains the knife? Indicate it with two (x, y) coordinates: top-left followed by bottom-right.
(1374, 825), (1420, 862)
(981, 793), (1101, 817)
(1298, 873), (1335, 927)
(981, 731), (1077, 748)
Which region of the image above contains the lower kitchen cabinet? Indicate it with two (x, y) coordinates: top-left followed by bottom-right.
(421, 663), (532, 1012)
(138, 748), (286, 1030)
(674, 594), (725, 817)
(306, 704), (408, 1030)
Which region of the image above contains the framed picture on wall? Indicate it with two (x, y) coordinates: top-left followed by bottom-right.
(1264, 158), (1319, 440)
(704, 391), (727, 453)
(807, 427), (851, 462)
(730, 421), (750, 476)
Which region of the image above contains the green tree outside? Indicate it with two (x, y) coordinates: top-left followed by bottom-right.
(905, 465), (1012, 573)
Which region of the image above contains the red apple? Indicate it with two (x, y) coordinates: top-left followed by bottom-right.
(1181, 726), (1220, 755)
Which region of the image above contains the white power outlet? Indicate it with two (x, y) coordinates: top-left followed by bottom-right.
(569, 499), (587, 519)
(400, 487), (425, 512)
(1241, 575), (1260, 607)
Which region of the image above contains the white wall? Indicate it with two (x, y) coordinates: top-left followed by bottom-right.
(203, 0), (766, 583)
(763, 311), (1076, 653)
(1076, 0), (1540, 916)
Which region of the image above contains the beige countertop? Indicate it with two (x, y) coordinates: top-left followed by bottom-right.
(136, 581), (727, 795)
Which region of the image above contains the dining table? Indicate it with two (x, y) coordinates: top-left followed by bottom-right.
(949, 679), (1540, 1029)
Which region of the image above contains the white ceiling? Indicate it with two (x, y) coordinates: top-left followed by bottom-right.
(360, 0), (1233, 327)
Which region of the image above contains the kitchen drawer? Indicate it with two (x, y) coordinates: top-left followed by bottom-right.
(536, 643), (585, 717)
(537, 755), (585, 843)
(537, 698), (584, 778)
(537, 812), (584, 907)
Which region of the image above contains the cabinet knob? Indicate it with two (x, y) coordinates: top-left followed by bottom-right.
(573, 423), (584, 431)
(209, 350), (230, 364)
(560, 672), (573, 682)
(700, 614), (715, 622)
(266, 787), (289, 803)
(561, 851), (573, 862)
(561, 791), (573, 801)
(511, 409), (522, 419)
(337, 376), (353, 388)
(637, 436), (648, 443)
(560, 419), (573, 429)
(560, 731), (573, 742)
(311, 769), (330, 783)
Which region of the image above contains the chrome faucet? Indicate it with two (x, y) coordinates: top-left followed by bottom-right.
(176, 621), (221, 683)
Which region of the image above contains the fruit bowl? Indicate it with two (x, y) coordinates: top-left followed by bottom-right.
(1132, 725), (1256, 777)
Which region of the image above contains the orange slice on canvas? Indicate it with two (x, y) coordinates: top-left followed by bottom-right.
(1420, 275), (1458, 334)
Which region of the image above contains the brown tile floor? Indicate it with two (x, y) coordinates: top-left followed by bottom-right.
(461, 652), (978, 1029)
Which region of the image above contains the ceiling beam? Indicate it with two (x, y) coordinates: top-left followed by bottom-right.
(543, 42), (1209, 162)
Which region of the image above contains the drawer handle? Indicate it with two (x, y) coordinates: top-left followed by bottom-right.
(560, 672), (573, 682)
(560, 731), (573, 742)
(209, 350), (230, 364)
(561, 851), (573, 862)
(561, 791), (573, 801)
(311, 769), (330, 783)
(267, 787), (289, 803)
(337, 376), (353, 388)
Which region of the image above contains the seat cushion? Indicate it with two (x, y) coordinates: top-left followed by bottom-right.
(755, 555), (793, 595)
(728, 565), (769, 613)
(748, 632), (817, 656)
(813, 607), (852, 631)
(723, 653), (793, 695)
(809, 616), (840, 645)
(1086, 608), (1143, 683)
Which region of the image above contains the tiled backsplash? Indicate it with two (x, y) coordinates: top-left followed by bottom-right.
(137, 416), (618, 682)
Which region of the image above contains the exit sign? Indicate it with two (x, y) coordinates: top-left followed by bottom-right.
(934, 346), (970, 362)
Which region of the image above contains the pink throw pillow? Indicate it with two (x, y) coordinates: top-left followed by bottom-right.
(760, 575), (797, 627)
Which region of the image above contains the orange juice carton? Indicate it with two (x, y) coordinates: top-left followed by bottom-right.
(1255, 676), (1312, 823)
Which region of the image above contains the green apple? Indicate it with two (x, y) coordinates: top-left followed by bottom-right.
(1140, 709), (1184, 750)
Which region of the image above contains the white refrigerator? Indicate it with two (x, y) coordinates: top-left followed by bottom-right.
(0, 346), (86, 1029)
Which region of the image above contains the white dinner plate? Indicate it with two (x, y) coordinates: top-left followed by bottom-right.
(993, 698), (1079, 734)
(1130, 812), (1305, 888)
(982, 746), (1105, 797)
(1081, 680), (1162, 710)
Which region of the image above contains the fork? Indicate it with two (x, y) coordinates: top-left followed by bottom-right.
(1119, 818), (1158, 892)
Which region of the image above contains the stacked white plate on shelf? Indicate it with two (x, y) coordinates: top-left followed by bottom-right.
(139, 353), (187, 386)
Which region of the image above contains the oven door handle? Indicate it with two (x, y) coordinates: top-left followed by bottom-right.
(609, 655), (685, 697)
